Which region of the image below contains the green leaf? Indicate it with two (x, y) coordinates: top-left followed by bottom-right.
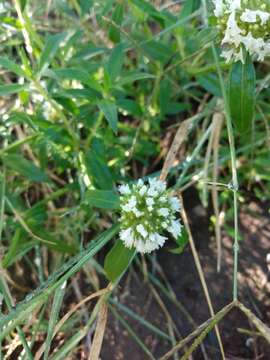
(98, 100), (118, 134)
(169, 229), (188, 254)
(85, 190), (120, 209)
(0, 84), (27, 96)
(104, 241), (136, 283)
(78, 0), (93, 16)
(58, 87), (101, 100)
(117, 98), (142, 116)
(228, 56), (256, 134)
(118, 72), (155, 85)
(0, 57), (28, 77)
(107, 43), (125, 83)
(50, 68), (90, 82)
(130, 0), (164, 22)
(109, 3), (124, 43)
(197, 73), (221, 97)
(39, 32), (67, 74)
(85, 150), (114, 190)
(44, 282), (66, 360)
(19, 0), (27, 11)
(141, 40), (173, 64)
(3, 154), (49, 182)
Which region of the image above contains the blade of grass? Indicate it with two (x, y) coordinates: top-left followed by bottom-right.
(211, 110), (224, 272)
(109, 298), (172, 341)
(44, 281), (67, 360)
(181, 302), (235, 360)
(50, 292), (110, 360)
(159, 301), (235, 360)
(237, 302), (270, 345)
(34, 287), (111, 360)
(0, 224), (120, 340)
(0, 277), (34, 359)
(88, 302), (108, 360)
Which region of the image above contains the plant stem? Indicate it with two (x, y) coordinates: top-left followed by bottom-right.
(212, 45), (239, 301)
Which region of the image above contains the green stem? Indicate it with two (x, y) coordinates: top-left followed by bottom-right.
(212, 45), (239, 301)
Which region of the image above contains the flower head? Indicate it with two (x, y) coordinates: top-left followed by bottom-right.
(118, 178), (182, 253)
(213, 0), (270, 62)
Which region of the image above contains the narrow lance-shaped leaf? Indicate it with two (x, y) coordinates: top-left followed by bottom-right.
(228, 55), (256, 134)
(98, 100), (118, 134)
(3, 154), (49, 183)
(84, 150), (114, 190)
(109, 3), (124, 43)
(0, 84), (27, 96)
(0, 57), (28, 78)
(38, 32), (67, 74)
(107, 42), (125, 83)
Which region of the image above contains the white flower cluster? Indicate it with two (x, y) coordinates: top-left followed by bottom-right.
(118, 178), (182, 254)
(213, 0), (270, 62)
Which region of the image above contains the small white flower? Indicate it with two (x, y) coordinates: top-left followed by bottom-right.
(146, 197), (154, 206)
(136, 224), (148, 238)
(168, 219), (182, 239)
(133, 207), (143, 217)
(169, 197), (181, 212)
(214, 0), (224, 17)
(154, 233), (167, 247)
(120, 228), (135, 248)
(118, 184), (131, 195)
(158, 208), (169, 217)
(147, 187), (159, 197)
(241, 9), (270, 25)
(122, 196), (137, 212)
(139, 185), (147, 196)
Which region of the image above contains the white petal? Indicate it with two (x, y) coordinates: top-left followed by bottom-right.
(136, 224), (148, 238)
(118, 184), (131, 195)
(168, 219), (182, 239)
(146, 197), (154, 206)
(169, 196), (181, 212)
(133, 207), (143, 217)
(139, 185), (147, 196)
(158, 208), (169, 217)
(120, 228), (135, 248)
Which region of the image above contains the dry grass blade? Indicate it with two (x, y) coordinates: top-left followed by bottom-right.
(159, 301), (235, 360)
(34, 287), (111, 360)
(159, 118), (192, 182)
(88, 302), (108, 360)
(211, 110), (224, 272)
(237, 301), (270, 345)
(179, 195), (225, 360)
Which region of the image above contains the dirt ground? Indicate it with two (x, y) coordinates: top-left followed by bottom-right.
(101, 188), (270, 360)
